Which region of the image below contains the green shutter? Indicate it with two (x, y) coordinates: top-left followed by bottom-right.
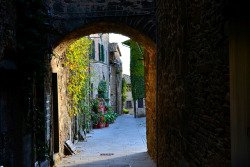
(91, 41), (95, 59)
(98, 44), (105, 62)
(101, 44), (104, 62)
(98, 43), (101, 61)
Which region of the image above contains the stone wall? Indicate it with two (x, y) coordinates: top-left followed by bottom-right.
(144, 50), (157, 162)
(0, 71), (33, 166)
(90, 62), (109, 99)
(123, 74), (134, 115)
(0, 0), (16, 62)
(109, 43), (123, 115)
(110, 59), (123, 114)
(157, 0), (230, 166)
(230, 19), (250, 166)
(110, 60), (117, 112)
(0, 1), (34, 166)
(136, 98), (146, 118)
(124, 89), (134, 115)
(48, 0), (156, 57)
(51, 53), (72, 158)
(48, 0), (155, 41)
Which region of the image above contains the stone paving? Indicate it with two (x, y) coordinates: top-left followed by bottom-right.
(56, 114), (156, 167)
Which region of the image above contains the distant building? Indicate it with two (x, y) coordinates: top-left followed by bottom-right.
(109, 43), (123, 115)
(123, 74), (134, 115)
(123, 74), (146, 117)
(89, 33), (110, 101)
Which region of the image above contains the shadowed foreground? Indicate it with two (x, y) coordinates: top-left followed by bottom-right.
(56, 114), (155, 167)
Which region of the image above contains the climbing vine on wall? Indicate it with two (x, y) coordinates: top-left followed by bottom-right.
(122, 78), (127, 106)
(65, 37), (92, 116)
(122, 40), (145, 101)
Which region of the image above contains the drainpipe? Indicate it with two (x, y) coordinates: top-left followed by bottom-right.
(116, 79), (118, 114)
(116, 66), (118, 114)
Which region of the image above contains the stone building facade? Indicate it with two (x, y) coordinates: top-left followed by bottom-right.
(135, 98), (146, 118)
(123, 74), (146, 117)
(109, 43), (123, 115)
(89, 33), (110, 101)
(123, 74), (134, 115)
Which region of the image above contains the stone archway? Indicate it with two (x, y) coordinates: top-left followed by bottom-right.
(52, 22), (156, 56)
(50, 21), (157, 161)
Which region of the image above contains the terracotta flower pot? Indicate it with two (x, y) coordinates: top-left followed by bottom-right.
(93, 125), (98, 129)
(105, 123), (109, 127)
(98, 122), (104, 128)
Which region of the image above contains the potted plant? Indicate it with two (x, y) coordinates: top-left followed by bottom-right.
(104, 104), (112, 112)
(98, 111), (104, 128)
(103, 116), (107, 127)
(123, 109), (129, 114)
(104, 113), (112, 127)
(110, 111), (117, 123)
(91, 112), (99, 129)
(116, 70), (121, 74)
(91, 98), (101, 113)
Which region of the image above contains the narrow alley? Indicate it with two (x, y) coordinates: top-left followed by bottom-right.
(1, 1), (249, 166)
(56, 115), (155, 167)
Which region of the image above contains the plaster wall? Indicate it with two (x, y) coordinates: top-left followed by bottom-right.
(125, 89), (134, 115)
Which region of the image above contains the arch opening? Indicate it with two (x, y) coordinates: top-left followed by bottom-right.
(53, 22), (156, 57)
(50, 22), (157, 163)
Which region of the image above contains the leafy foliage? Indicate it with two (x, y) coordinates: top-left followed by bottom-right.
(91, 97), (102, 113)
(122, 40), (145, 101)
(122, 78), (127, 106)
(123, 109), (129, 114)
(105, 104), (113, 112)
(65, 37), (92, 116)
(98, 80), (107, 100)
(104, 113), (112, 123)
(91, 111), (103, 126)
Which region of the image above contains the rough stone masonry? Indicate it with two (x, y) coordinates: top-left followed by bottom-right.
(1, 0), (250, 166)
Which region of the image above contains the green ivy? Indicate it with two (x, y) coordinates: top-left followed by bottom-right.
(122, 78), (127, 106)
(98, 80), (107, 100)
(122, 40), (145, 101)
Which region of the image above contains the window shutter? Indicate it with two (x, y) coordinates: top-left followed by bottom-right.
(138, 99), (143, 108)
(98, 43), (101, 61)
(91, 41), (95, 59)
(101, 44), (104, 62)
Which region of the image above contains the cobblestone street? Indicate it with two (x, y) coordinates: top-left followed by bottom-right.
(56, 114), (156, 167)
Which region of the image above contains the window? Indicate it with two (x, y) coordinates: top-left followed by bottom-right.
(126, 101), (133, 109)
(138, 99), (143, 108)
(98, 43), (104, 62)
(90, 41), (95, 59)
(127, 84), (131, 91)
(90, 83), (93, 99)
